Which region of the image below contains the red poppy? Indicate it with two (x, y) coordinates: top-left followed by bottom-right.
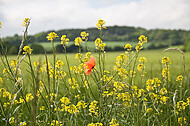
(84, 56), (95, 75)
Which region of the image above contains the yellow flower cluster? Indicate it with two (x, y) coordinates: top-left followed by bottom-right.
(46, 32), (59, 42)
(68, 78), (79, 89)
(95, 38), (106, 51)
(81, 31), (89, 40)
(75, 37), (83, 46)
(135, 35), (147, 52)
(0, 22), (2, 28)
(109, 119), (119, 126)
(178, 117), (187, 125)
(89, 100), (98, 116)
(23, 46), (33, 55)
(124, 44), (132, 51)
(96, 19), (106, 30)
(61, 35), (69, 45)
(22, 18), (30, 27)
(88, 122), (103, 126)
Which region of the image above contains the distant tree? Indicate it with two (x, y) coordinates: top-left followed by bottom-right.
(184, 37), (190, 52)
(30, 43), (45, 54)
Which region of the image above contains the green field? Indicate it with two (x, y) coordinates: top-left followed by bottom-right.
(1, 49), (190, 88)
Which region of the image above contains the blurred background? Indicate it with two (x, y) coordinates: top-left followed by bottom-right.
(0, 0), (190, 54)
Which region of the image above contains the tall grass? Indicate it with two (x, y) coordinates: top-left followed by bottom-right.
(0, 18), (189, 126)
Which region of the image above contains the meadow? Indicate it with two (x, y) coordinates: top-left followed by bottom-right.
(0, 18), (190, 126)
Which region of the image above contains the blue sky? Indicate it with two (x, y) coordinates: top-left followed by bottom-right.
(0, 0), (189, 37)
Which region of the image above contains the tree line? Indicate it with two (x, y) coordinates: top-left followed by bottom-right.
(1, 25), (190, 54)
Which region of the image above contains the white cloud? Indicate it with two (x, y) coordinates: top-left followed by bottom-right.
(0, 0), (189, 37)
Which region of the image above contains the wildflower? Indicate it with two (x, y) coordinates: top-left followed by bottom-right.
(23, 46), (33, 54)
(20, 122), (27, 126)
(135, 42), (143, 52)
(162, 68), (170, 81)
(139, 57), (147, 63)
(68, 78), (79, 89)
(146, 108), (153, 113)
(77, 100), (87, 109)
(124, 44), (132, 51)
(88, 122), (103, 126)
(11, 59), (17, 67)
(9, 117), (14, 124)
(177, 101), (188, 111)
(66, 104), (79, 114)
(178, 117), (187, 125)
(56, 60), (64, 69)
(99, 43), (106, 51)
(60, 97), (71, 105)
(176, 75), (183, 81)
(89, 100), (98, 116)
(74, 37), (83, 46)
(3, 102), (10, 108)
(34, 62), (40, 67)
(84, 56), (95, 75)
(160, 96), (168, 104)
(80, 31), (89, 40)
(130, 70), (136, 78)
(159, 87), (167, 95)
(26, 93), (34, 102)
(109, 119), (119, 126)
(22, 18), (30, 27)
(46, 32), (59, 42)
(40, 106), (45, 111)
(95, 38), (102, 46)
(3, 91), (11, 100)
(75, 53), (82, 59)
(51, 120), (59, 126)
(61, 35), (69, 45)
(162, 56), (171, 65)
(0, 77), (3, 84)
(137, 64), (145, 71)
(138, 35), (147, 43)
(0, 22), (2, 28)
(96, 19), (106, 30)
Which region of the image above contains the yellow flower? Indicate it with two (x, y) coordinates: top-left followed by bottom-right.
(20, 122), (27, 126)
(74, 37), (83, 46)
(66, 104), (79, 114)
(139, 57), (147, 63)
(40, 106), (45, 111)
(109, 119), (119, 126)
(89, 100), (98, 116)
(22, 18), (30, 27)
(60, 97), (71, 105)
(51, 120), (62, 126)
(95, 38), (102, 46)
(11, 59), (17, 67)
(56, 60), (64, 69)
(135, 42), (143, 52)
(26, 93), (34, 102)
(23, 46), (33, 54)
(138, 35), (147, 43)
(80, 31), (89, 40)
(61, 35), (69, 45)
(0, 22), (2, 28)
(96, 19), (106, 30)
(162, 56), (171, 64)
(146, 108), (153, 113)
(176, 75), (183, 81)
(0, 77), (3, 85)
(178, 117), (187, 124)
(9, 117), (14, 124)
(124, 44), (132, 51)
(46, 32), (59, 42)
(137, 64), (145, 71)
(77, 100), (87, 109)
(99, 43), (106, 51)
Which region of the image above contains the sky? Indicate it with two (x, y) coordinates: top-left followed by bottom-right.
(0, 0), (190, 37)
